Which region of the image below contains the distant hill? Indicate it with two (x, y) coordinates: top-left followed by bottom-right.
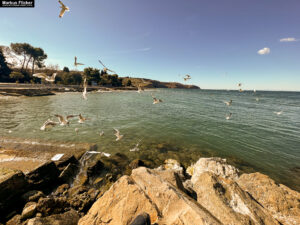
(122, 77), (200, 89)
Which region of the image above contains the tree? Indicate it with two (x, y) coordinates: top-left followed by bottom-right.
(63, 67), (70, 72)
(0, 47), (11, 81)
(10, 43), (32, 71)
(31, 48), (47, 74)
(9, 72), (24, 83)
(83, 67), (100, 84)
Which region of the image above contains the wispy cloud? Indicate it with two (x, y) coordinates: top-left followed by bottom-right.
(279, 37), (298, 42)
(257, 47), (270, 55)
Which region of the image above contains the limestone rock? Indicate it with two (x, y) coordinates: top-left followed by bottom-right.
(0, 168), (28, 216)
(79, 167), (221, 225)
(238, 172), (300, 225)
(190, 158), (239, 183)
(192, 171), (279, 225)
(21, 202), (37, 219)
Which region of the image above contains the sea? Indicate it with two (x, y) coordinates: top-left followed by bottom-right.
(0, 89), (300, 191)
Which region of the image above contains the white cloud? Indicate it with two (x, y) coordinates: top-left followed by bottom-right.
(257, 47), (270, 55)
(279, 37), (298, 42)
(137, 47), (151, 52)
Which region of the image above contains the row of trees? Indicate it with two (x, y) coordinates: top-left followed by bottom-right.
(1, 42), (126, 87)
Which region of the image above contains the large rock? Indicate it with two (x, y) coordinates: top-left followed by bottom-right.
(0, 168), (28, 219)
(79, 167), (221, 225)
(238, 172), (300, 225)
(25, 161), (60, 189)
(27, 209), (79, 225)
(192, 171), (279, 225)
(188, 158), (240, 182)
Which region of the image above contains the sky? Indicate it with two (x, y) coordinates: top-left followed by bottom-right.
(0, 0), (300, 91)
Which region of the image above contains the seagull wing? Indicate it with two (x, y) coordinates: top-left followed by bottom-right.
(66, 115), (77, 120)
(114, 128), (120, 135)
(55, 114), (66, 124)
(106, 68), (115, 73)
(98, 60), (106, 68)
(33, 73), (47, 79)
(58, 0), (66, 8)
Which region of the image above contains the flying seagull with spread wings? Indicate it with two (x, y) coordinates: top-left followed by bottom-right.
(58, 0), (70, 18)
(40, 119), (58, 131)
(151, 94), (163, 104)
(33, 73), (57, 82)
(74, 56), (84, 67)
(114, 128), (124, 141)
(98, 59), (116, 73)
(55, 114), (77, 126)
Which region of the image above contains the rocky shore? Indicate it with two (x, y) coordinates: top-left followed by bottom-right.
(0, 138), (299, 225)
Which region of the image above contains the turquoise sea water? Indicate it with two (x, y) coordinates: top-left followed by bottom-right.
(1, 89), (300, 190)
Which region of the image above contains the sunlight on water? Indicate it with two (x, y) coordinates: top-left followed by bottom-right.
(1, 89), (300, 190)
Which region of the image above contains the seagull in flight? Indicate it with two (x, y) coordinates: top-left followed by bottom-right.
(98, 59), (115, 73)
(183, 74), (191, 81)
(40, 119), (58, 131)
(114, 128), (123, 141)
(58, 0), (70, 18)
(33, 73), (57, 82)
(151, 94), (163, 104)
(226, 113), (232, 120)
(82, 78), (87, 100)
(224, 100), (232, 106)
(239, 88), (244, 92)
(274, 111), (283, 115)
(86, 151), (111, 157)
(74, 56), (84, 67)
(130, 140), (141, 152)
(238, 83), (242, 87)
(55, 114), (77, 126)
(99, 131), (104, 136)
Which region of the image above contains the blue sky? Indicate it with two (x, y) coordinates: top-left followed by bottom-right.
(1, 0), (300, 91)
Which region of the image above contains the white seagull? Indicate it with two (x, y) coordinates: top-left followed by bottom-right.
(40, 119), (58, 131)
(74, 56), (84, 67)
(33, 73), (57, 82)
(98, 59), (115, 74)
(238, 83), (242, 87)
(130, 141), (141, 152)
(82, 78), (87, 100)
(151, 94), (163, 104)
(274, 111), (283, 115)
(58, 0), (70, 18)
(226, 113), (232, 120)
(55, 114), (77, 126)
(114, 128), (123, 141)
(75, 128), (79, 134)
(224, 100), (232, 106)
(99, 131), (104, 136)
(86, 151), (111, 157)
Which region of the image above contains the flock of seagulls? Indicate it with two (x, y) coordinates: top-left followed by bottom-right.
(222, 83), (284, 120)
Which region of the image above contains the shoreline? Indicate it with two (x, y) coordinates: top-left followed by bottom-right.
(0, 137), (299, 224)
(0, 82), (200, 97)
